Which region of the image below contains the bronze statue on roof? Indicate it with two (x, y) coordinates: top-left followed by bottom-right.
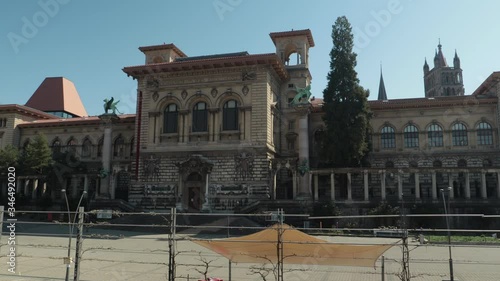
(103, 97), (122, 114)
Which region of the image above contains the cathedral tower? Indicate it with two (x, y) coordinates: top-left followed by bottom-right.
(423, 41), (464, 97)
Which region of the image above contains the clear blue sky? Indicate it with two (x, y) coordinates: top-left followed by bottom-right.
(2, 0), (500, 116)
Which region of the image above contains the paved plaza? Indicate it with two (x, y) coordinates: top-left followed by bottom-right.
(0, 227), (499, 281)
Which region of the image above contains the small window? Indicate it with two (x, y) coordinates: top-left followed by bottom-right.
(114, 136), (125, 157)
(288, 120), (295, 132)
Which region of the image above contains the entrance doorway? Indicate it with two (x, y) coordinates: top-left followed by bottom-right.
(185, 172), (203, 212)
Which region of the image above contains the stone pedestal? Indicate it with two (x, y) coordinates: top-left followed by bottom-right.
(295, 107), (311, 200)
(98, 113), (119, 198)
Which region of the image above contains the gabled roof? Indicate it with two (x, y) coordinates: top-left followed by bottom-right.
(25, 77), (88, 117)
(471, 71), (500, 96)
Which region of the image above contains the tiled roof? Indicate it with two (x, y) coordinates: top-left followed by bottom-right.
(123, 53), (289, 80)
(25, 77), (88, 117)
(18, 114), (135, 128)
(369, 95), (497, 109)
(471, 71), (500, 96)
(269, 29), (315, 47)
(0, 104), (58, 119)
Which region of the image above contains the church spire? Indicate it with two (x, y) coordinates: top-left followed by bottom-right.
(377, 64), (387, 101)
(453, 49), (461, 69)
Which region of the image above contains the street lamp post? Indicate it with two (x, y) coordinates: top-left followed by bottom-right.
(61, 189), (87, 281)
(440, 187), (455, 281)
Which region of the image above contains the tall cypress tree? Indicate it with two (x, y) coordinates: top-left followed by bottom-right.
(322, 16), (371, 167)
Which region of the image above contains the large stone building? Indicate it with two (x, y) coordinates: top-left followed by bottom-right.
(1, 30), (499, 213)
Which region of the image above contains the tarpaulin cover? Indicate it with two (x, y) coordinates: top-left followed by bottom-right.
(194, 224), (393, 267)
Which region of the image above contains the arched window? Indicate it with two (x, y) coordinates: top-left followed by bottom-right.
(428, 124), (443, 147)
(477, 122), (493, 145)
(52, 139), (61, 154)
(223, 100), (238, 131)
(381, 126), (395, 148)
(163, 103), (178, 134)
(452, 123), (468, 146)
(404, 125), (419, 148)
(483, 159), (492, 167)
(192, 102), (208, 132)
(82, 138), (92, 158)
(433, 160), (442, 168)
(114, 136), (125, 157)
(385, 161), (395, 168)
(67, 138), (77, 153)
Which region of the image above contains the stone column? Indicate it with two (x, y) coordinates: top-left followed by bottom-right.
(313, 174), (319, 201)
(31, 179), (38, 200)
(347, 172), (352, 201)
(415, 173), (420, 200)
(431, 172), (437, 199)
(381, 171), (386, 200)
(465, 172), (471, 199)
(71, 176), (79, 199)
(83, 175), (89, 195)
(296, 109), (311, 200)
(179, 110), (188, 143)
(202, 173), (211, 212)
(496, 172), (500, 199)
(481, 171), (487, 199)
(363, 170), (369, 201)
(110, 170), (116, 200)
(24, 179), (30, 197)
(272, 170), (277, 200)
(448, 173), (454, 199)
(330, 172), (335, 201)
(16, 179), (21, 195)
(98, 114), (119, 198)
(292, 171), (297, 199)
(397, 172), (403, 200)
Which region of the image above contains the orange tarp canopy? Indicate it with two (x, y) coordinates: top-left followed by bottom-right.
(194, 224), (394, 267)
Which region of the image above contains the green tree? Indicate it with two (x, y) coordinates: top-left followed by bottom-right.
(20, 134), (53, 175)
(0, 145), (19, 173)
(322, 16), (371, 167)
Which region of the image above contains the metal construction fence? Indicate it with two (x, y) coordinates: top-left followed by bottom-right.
(0, 208), (499, 281)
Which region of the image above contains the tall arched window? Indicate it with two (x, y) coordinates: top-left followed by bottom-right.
(428, 124), (443, 147)
(67, 138), (77, 153)
(163, 104), (178, 134)
(452, 123), (468, 146)
(52, 138), (61, 154)
(192, 102), (208, 132)
(381, 126), (395, 148)
(404, 125), (419, 148)
(457, 159), (467, 168)
(82, 138), (92, 158)
(477, 122), (493, 145)
(223, 100), (238, 131)
(114, 136), (125, 157)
